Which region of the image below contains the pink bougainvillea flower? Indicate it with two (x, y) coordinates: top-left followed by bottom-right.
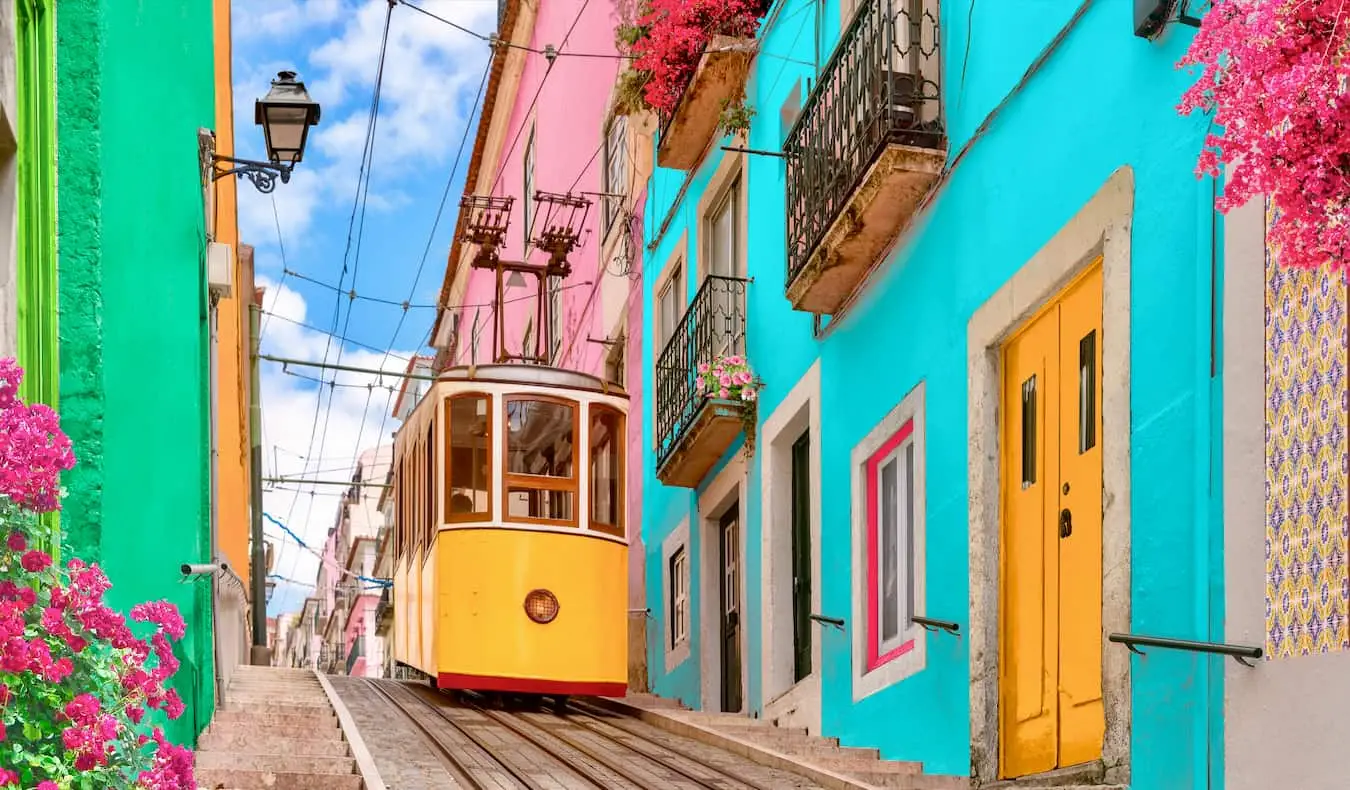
(5, 532), (24, 552)
(1177, 0), (1349, 272)
(0, 767), (17, 786)
(21, 549), (52, 573)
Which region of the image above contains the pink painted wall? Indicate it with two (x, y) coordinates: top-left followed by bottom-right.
(453, 2), (648, 614)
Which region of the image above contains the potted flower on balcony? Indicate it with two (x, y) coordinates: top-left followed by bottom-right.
(614, 0), (768, 169)
(695, 354), (761, 455)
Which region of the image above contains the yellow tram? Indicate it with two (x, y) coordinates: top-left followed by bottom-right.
(390, 363), (629, 703)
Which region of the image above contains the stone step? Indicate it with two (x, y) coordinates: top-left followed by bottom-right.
(195, 751), (358, 775)
(193, 768), (363, 790)
(227, 680), (325, 691)
(225, 695), (331, 708)
(197, 730), (352, 757)
(813, 756), (921, 775)
(221, 702), (337, 718)
(854, 772), (969, 790)
(230, 666), (317, 676)
(209, 710), (340, 731)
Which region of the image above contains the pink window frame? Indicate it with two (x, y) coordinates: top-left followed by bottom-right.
(865, 417), (916, 672)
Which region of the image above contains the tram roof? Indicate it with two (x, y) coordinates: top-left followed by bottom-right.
(435, 363), (628, 398)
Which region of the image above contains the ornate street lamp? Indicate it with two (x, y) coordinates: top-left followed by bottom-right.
(202, 70), (321, 194)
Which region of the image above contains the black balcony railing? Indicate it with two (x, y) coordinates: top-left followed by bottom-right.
(784, 0), (943, 286)
(375, 588), (392, 631)
(655, 275), (749, 467)
(346, 636), (365, 675)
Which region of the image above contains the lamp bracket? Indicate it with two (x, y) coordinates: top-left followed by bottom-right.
(209, 154), (293, 194)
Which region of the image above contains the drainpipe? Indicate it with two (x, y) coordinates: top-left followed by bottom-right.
(249, 301), (269, 665)
(207, 297), (225, 707)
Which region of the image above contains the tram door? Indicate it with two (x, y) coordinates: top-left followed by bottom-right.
(719, 504), (743, 713)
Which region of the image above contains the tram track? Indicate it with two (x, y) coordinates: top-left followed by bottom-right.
(364, 678), (777, 790)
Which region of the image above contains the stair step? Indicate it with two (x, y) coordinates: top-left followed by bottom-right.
(193, 768), (362, 790)
(209, 710), (339, 730)
(195, 752), (358, 775)
(197, 731), (352, 757)
(222, 707), (336, 718)
(854, 772), (969, 789)
(205, 720), (346, 742)
(812, 756), (921, 775)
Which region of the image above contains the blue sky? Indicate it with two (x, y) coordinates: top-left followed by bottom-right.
(229, 0), (497, 617)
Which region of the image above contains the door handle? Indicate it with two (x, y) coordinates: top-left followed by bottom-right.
(1059, 508), (1072, 539)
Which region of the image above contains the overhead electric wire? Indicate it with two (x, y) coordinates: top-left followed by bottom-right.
(488, 0), (594, 194)
(340, 57), (492, 500)
(275, 1), (396, 595)
(259, 309), (414, 361)
(396, 0), (631, 60)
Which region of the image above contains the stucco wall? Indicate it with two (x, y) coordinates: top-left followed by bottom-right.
(57, 0), (217, 745)
(641, 1), (1222, 786)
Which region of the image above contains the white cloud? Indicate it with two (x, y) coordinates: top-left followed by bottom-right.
(233, 0), (347, 43)
(255, 274), (415, 615)
(234, 0), (496, 248)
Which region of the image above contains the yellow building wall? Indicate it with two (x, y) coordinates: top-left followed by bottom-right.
(213, 0), (252, 583)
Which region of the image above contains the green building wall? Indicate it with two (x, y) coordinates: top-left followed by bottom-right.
(56, 0), (218, 745)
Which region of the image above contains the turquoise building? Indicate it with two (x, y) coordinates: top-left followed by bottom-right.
(638, 1), (1228, 787)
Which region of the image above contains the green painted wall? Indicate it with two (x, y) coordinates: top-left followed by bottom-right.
(56, 0), (217, 745)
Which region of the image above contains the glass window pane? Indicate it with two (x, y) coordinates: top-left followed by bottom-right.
(446, 396), (491, 517)
(904, 440), (915, 628)
(507, 488), (575, 522)
(589, 407), (624, 536)
(506, 399), (575, 478)
(880, 457), (899, 643)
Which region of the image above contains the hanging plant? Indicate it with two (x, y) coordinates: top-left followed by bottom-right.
(615, 0), (770, 117)
(695, 354), (761, 456)
(1176, 0), (1350, 271)
(0, 358), (196, 789)
(717, 96), (755, 136)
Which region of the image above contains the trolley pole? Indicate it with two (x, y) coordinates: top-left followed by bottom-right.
(249, 299), (271, 666)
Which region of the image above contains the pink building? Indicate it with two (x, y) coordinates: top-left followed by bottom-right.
(427, 0), (655, 689)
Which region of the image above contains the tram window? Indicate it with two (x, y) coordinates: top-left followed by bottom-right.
(507, 487), (575, 521)
(504, 397), (579, 526)
(445, 395), (491, 521)
(425, 418), (436, 539)
(589, 405), (625, 538)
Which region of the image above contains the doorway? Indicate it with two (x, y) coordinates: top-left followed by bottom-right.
(999, 262), (1105, 778)
(790, 430), (813, 683)
(719, 503), (743, 713)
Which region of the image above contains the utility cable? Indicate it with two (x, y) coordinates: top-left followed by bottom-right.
(277, 2), (396, 590)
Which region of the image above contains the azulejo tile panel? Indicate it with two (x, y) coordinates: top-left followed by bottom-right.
(1264, 204), (1350, 659)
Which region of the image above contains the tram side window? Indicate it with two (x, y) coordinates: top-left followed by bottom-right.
(425, 417), (436, 541)
(504, 397), (577, 525)
(589, 405), (625, 538)
(445, 395), (492, 520)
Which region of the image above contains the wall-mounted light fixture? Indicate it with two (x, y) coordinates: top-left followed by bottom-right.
(201, 70), (321, 194)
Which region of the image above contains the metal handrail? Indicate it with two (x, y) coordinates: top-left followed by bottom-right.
(784, 0), (944, 288)
(912, 616), (959, 635)
(809, 613), (845, 630)
(654, 275), (749, 467)
(1108, 632), (1263, 667)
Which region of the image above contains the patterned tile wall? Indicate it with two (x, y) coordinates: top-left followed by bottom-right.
(1264, 205), (1349, 659)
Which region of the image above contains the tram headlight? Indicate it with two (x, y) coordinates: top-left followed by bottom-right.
(523, 589), (560, 624)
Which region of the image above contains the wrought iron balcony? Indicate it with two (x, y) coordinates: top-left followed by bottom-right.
(375, 587), (393, 632)
(784, 0), (945, 315)
(655, 275), (749, 488)
(345, 636), (365, 675)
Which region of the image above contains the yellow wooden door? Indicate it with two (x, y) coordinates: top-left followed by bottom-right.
(1000, 262), (1104, 778)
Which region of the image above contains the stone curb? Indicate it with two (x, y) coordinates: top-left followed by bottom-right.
(588, 696), (882, 790)
(314, 669), (387, 790)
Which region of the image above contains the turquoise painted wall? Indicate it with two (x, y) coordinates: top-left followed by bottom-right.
(640, 1), (1224, 787)
(56, 0), (217, 746)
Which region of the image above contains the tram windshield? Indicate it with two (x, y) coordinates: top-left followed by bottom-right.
(505, 398), (577, 524)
